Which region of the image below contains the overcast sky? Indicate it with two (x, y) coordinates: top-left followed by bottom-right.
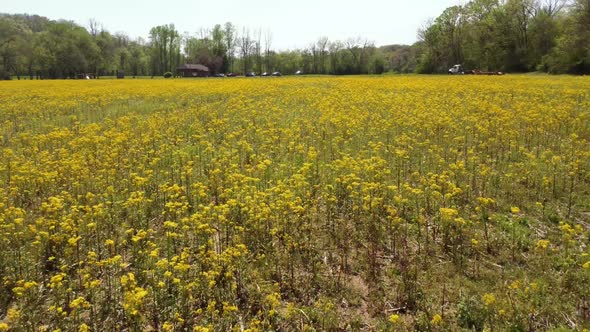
(4, 0), (462, 50)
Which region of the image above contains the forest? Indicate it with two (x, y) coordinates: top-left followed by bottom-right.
(0, 0), (589, 79)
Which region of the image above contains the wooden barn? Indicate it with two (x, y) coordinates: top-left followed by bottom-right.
(177, 64), (210, 77)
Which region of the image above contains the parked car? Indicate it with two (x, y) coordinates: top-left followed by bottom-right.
(261, 72), (269, 76)
(295, 70), (303, 75)
(213, 73), (225, 77)
(271, 72), (282, 76)
(246, 72), (256, 77)
(448, 64), (504, 75)
(448, 64), (465, 75)
(226, 73), (238, 77)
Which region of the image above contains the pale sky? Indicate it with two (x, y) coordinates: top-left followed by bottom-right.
(3, 0), (462, 50)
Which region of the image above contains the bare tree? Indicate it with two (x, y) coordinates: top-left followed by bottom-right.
(309, 42), (318, 73)
(345, 37), (373, 74)
(264, 29), (273, 72)
(254, 28), (262, 74)
(508, 0), (536, 53)
(328, 41), (342, 74)
(535, 0), (567, 15)
(224, 22), (236, 72)
(88, 19), (100, 38)
(345, 37), (361, 73)
(317, 37), (329, 74)
(417, 18), (435, 45)
(168, 26), (180, 73)
(238, 27), (253, 74)
(113, 32), (130, 48)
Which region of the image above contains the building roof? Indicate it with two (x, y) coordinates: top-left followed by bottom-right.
(178, 64), (209, 71)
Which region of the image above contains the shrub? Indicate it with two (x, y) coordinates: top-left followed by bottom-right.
(163, 72), (173, 78)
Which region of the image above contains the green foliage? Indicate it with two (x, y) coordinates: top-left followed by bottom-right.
(2, 0), (590, 79)
(0, 14), (151, 79)
(458, 296), (486, 331)
(149, 24), (181, 76)
(163, 71), (173, 78)
(0, 13), (390, 78)
(417, 0), (590, 74)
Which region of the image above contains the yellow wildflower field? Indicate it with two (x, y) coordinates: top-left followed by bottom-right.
(0, 76), (589, 330)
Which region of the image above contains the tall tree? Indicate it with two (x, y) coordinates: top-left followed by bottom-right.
(128, 39), (148, 77)
(238, 28), (253, 74)
(223, 22), (236, 73)
(545, 0), (590, 73)
(0, 16), (22, 78)
(211, 24), (227, 73)
(149, 24), (180, 75)
(253, 29), (262, 74)
(264, 29), (273, 73)
(317, 37), (329, 74)
(33, 20), (97, 78)
(328, 41), (342, 74)
(95, 30), (115, 76)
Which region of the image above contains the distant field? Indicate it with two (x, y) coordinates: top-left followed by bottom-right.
(0, 76), (589, 331)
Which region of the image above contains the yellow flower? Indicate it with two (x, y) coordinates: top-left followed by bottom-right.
(2, 71), (590, 331)
(132, 229), (147, 242)
(149, 248), (160, 258)
(482, 293), (496, 306)
(389, 314), (400, 323)
(7, 308), (20, 321)
(0, 323), (9, 331)
(223, 302), (238, 313)
(439, 208), (458, 221)
(509, 280), (521, 290)
(23, 281), (38, 290)
(162, 322), (174, 331)
(70, 296), (89, 310)
(120, 272), (136, 287)
(193, 327), (211, 332)
(431, 314), (442, 325)
(122, 287), (148, 316)
(49, 273), (66, 289)
(536, 239), (550, 250)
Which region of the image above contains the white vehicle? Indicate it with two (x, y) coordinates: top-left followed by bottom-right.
(448, 64), (465, 74)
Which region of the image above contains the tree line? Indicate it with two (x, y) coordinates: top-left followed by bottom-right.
(0, 14), (387, 79)
(1, 0), (589, 79)
(414, 0), (590, 74)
